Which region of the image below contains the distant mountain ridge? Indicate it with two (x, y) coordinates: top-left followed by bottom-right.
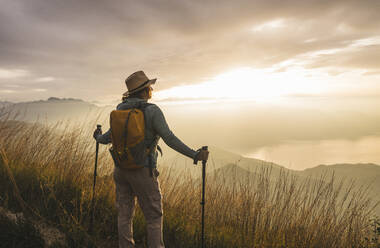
(1, 97), (103, 123)
(0, 101), (14, 108)
(305, 162), (380, 170)
(300, 163), (380, 178)
(46, 97), (84, 102)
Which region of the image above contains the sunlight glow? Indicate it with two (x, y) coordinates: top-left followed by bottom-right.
(154, 67), (328, 103)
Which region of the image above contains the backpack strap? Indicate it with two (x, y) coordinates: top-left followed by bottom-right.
(157, 145), (163, 157)
(135, 102), (152, 127)
(134, 102), (163, 157)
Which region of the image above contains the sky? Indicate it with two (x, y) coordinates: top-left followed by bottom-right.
(1, 0), (380, 169)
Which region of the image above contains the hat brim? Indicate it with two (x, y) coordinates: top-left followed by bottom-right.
(123, 78), (156, 96)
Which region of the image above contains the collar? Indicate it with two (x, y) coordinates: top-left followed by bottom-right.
(123, 97), (148, 103)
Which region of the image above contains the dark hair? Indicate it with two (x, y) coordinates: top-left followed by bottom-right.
(126, 87), (150, 99)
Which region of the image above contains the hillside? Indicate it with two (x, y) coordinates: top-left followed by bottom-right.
(1, 98), (380, 244)
(300, 163), (380, 179)
(298, 163), (380, 208)
(206, 163), (257, 187)
(0, 117), (379, 247)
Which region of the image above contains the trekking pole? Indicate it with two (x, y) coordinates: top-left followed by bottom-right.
(89, 124), (101, 233)
(201, 146), (208, 248)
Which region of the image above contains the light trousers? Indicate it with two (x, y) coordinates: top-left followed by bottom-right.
(113, 167), (165, 248)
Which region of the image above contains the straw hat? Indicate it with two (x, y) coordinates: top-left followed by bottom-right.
(123, 71), (156, 96)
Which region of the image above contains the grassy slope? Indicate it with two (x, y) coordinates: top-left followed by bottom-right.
(0, 119), (379, 247)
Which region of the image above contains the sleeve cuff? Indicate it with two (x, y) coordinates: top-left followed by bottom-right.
(193, 149), (201, 165)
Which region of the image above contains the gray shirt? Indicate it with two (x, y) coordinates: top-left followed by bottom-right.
(96, 97), (198, 168)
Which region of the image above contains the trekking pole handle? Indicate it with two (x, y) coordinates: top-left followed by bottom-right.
(201, 146), (208, 164)
(96, 124), (102, 132)
(194, 146), (209, 165)
(94, 124), (101, 177)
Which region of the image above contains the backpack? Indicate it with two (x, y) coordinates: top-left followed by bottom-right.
(109, 102), (153, 169)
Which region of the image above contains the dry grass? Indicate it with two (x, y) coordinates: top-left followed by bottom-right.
(0, 111), (379, 247)
(160, 164), (379, 248)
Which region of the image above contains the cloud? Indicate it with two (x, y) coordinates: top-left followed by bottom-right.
(0, 69), (29, 79)
(0, 90), (16, 94)
(35, 77), (56, 83)
(251, 19), (286, 32)
(308, 44), (380, 71)
(33, 88), (47, 92)
(0, 0), (379, 101)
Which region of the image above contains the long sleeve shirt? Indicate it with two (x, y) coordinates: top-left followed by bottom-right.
(96, 97), (198, 168)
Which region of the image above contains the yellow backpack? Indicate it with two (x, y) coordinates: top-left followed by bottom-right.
(109, 103), (152, 169)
